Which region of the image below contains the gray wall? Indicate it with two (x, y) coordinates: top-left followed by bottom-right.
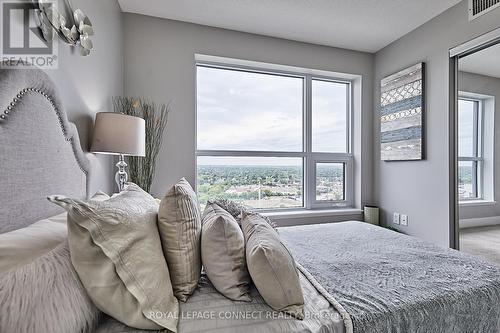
(123, 13), (375, 210)
(7, 0), (123, 193)
(458, 72), (500, 220)
(374, 0), (500, 246)
(52, 0), (123, 193)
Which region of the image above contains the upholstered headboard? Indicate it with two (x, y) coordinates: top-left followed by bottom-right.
(0, 64), (92, 233)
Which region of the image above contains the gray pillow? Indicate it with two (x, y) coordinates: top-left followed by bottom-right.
(201, 203), (251, 301)
(242, 212), (305, 319)
(207, 198), (277, 229)
(48, 183), (179, 331)
(158, 178), (202, 302)
(0, 241), (100, 333)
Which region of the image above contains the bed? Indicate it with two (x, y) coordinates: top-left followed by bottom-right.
(1, 64), (500, 333)
(0, 64), (342, 333)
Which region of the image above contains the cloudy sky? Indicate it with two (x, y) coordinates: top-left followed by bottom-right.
(196, 66), (348, 165)
(458, 99), (475, 158)
(197, 156), (302, 167)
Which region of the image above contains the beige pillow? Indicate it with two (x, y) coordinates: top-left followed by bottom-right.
(48, 183), (179, 332)
(201, 203), (251, 301)
(158, 178), (202, 302)
(242, 212), (305, 319)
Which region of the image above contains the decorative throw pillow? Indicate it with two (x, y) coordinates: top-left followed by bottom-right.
(207, 198), (277, 229)
(48, 183), (179, 332)
(242, 212), (305, 319)
(201, 203), (251, 301)
(0, 241), (100, 333)
(91, 190), (111, 202)
(158, 178), (202, 302)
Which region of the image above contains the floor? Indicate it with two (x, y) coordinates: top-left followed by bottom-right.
(460, 225), (500, 266)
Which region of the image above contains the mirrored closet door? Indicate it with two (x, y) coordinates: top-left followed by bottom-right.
(452, 34), (500, 265)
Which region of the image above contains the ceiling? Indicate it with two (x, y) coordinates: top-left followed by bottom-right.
(459, 43), (500, 79)
(118, 0), (461, 53)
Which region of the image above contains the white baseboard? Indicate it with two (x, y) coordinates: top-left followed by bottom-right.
(460, 216), (500, 229)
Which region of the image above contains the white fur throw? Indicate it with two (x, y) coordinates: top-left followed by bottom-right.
(0, 241), (100, 333)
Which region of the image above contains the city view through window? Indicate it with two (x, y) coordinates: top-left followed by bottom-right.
(196, 64), (350, 209)
(196, 158), (345, 209)
(458, 98), (480, 200)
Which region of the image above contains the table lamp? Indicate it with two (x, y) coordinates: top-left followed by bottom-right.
(91, 112), (145, 192)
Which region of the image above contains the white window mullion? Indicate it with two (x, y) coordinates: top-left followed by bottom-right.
(472, 100), (479, 158)
(458, 156), (482, 162)
(305, 75), (313, 209)
(348, 82), (354, 154)
(310, 154), (353, 208)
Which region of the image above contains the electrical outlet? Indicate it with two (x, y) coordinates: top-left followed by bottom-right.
(393, 212), (400, 224)
(401, 214), (408, 226)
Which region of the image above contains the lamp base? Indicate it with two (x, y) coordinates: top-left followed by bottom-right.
(115, 154), (128, 192)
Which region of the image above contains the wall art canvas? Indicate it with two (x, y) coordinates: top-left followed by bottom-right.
(380, 62), (425, 161)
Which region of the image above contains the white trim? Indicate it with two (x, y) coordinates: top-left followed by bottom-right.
(460, 215), (500, 229)
(264, 208), (363, 220)
(458, 95), (483, 199)
(459, 91), (495, 100)
(311, 157), (354, 208)
(450, 27), (500, 57)
(195, 54), (361, 81)
(305, 75), (313, 209)
(459, 200), (496, 206)
(458, 91), (496, 203)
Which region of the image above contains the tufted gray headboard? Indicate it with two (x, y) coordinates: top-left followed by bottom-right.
(0, 64), (92, 233)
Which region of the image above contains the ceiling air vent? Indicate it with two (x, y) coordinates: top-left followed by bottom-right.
(469, 0), (500, 20)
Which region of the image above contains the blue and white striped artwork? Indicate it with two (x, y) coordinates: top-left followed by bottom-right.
(380, 63), (425, 161)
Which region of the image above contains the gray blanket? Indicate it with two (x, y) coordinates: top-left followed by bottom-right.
(279, 221), (500, 333)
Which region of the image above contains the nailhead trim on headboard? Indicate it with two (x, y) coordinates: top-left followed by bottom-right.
(0, 87), (88, 174)
(1, 88), (62, 129)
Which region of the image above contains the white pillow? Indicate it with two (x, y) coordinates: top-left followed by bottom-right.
(158, 178), (202, 302)
(49, 184), (179, 331)
(201, 203), (251, 301)
(0, 213), (67, 273)
(242, 212), (305, 319)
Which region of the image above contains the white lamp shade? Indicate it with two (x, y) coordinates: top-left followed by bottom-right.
(91, 112), (146, 156)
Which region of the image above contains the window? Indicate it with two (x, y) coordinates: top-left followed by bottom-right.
(196, 63), (353, 210)
(315, 163), (345, 201)
(458, 98), (483, 200)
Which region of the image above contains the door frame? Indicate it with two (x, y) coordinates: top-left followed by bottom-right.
(448, 27), (500, 249)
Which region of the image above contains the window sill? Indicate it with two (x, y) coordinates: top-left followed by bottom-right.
(459, 200), (496, 207)
(262, 208), (363, 220)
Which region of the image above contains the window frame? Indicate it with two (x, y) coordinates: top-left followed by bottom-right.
(195, 61), (354, 211)
(458, 96), (484, 201)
